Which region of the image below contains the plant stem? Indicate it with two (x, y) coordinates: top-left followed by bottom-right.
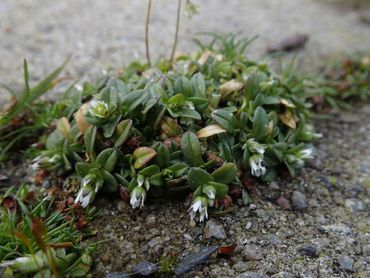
(145, 0), (152, 67)
(170, 0), (182, 64)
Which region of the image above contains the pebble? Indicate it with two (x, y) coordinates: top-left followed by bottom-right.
(291, 191), (308, 210)
(144, 214), (156, 228)
(275, 196), (292, 210)
(362, 244), (370, 256)
(319, 223), (352, 236)
(243, 244), (263, 261)
(345, 198), (366, 212)
(132, 261), (158, 276)
(236, 272), (269, 278)
(233, 261), (249, 272)
(105, 272), (130, 278)
(174, 245), (219, 276)
(336, 255), (354, 272)
(297, 243), (319, 258)
(245, 222), (252, 230)
(271, 272), (293, 278)
(203, 219), (227, 239)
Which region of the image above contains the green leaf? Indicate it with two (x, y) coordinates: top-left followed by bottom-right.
(122, 89), (149, 112)
(102, 170), (118, 192)
(139, 165), (160, 177)
(178, 108), (201, 120)
(75, 162), (92, 176)
(187, 167), (213, 190)
(207, 181), (229, 198)
(113, 119), (133, 148)
(156, 143), (170, 168)
(84, 126), (97, 156)
(149, 173), (164, 186)
(251, 106), (268, 140)
(181, 131), (204, 166)
(191, 73), (206, 98)
(242, 189), (249, 205)
(95, 148), (117, 172)
(102, 115), (121, 138)
(211, 163), (237, 184)
(174, 76), (192, 97)
(211, 108), (236, 133)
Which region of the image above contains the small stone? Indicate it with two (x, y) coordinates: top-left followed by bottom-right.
(147, 236), (162, 248)
(249, 204), (257, 210)
(291, 191), (308, 210)
(145, 214), (156, 228)
(183, 233), (192, 241)
(275, 196), (291, 210)
(236, 272), (269, 278)
(105, 272), (130, 278)
(271, 272), (293, 278)
(116, 201), (128, 212)
(174, 245), (219, 276)
(100, 253), (111, 263)
(336, 256), (354, 272)
(132, 261), (158, 276)
(245, 222), (252, 230)
(204, 219), (226, 239)
(311, 238), (329, 252)
(345, 198), (366, 212)
(362, 244), (370, 256)
(297, 243), (319, 258)
(319, 223), (352, 236)
(243, 244), (263, 261)
(233, 261), (249, 272)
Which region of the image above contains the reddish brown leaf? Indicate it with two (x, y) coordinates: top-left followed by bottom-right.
(15, 230), (32, 251)
(242, 177), (254, 191)
(218, 244), (237, 255)
(1, 196), (17, 211)
(119, 187), (130, 203)
(31, 217), (47, 252)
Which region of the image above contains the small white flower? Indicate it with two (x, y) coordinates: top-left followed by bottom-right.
(203, 185), (216, 200)
(89, 100), (109, 118)
(188, 197), (208, 222)
(49, 154), (62, 164)
(297, 147), (314, 160)
(75, 185), (94, 208)
(75, 174), (99, 208)
(130, 186), (146, 209)
(285, 154), (304, 168)
(31, 156), (42, 171)
(246, 138), (265, 155)
(249, 154), (266, 177)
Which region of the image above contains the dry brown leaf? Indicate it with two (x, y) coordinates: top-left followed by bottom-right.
(76, 102), (91, 134)
(280, 98), (296, 108)
(197, 124), (226, 138)
(57, 117), (71, 140)
(278, 110), (297, 129)
(220, 79), (243, 99)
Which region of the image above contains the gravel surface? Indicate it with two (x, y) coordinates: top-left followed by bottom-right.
(89, 105), (370, 277)
(1, 0), (370, 98)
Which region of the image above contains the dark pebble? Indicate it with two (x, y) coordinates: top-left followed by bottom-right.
(132, 261), (158, 276)
(105, 272), (131, 278)
(291, 191), (308, 210)
(297, 243), (319, 258)
(174, 245), (219, 276)
(336, 256), (354, 272)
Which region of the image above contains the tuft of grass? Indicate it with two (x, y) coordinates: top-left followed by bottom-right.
(0, 184), (97, 277)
